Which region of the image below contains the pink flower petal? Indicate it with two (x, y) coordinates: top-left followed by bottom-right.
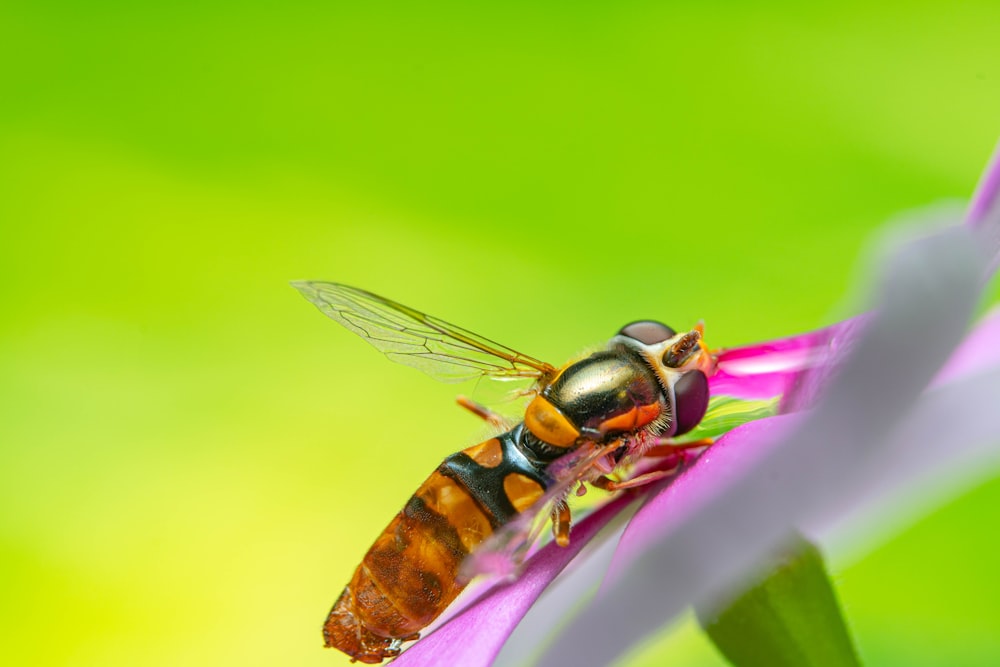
(935, 305), (1000, 385)
(392, 493), (635, 667)
(967, 141), (1000, 276)
(968, 139), (1000, 227)
(709, 317), (866, 408)
(713, 140), (1000, 405)
(391, 143), (1000, 666)
(815, 361), (1000, 548)
(604, 413), (802, 568)
(535, 226), (983, 667)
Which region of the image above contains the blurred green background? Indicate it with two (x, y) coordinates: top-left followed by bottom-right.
(2, 1), (998, 665)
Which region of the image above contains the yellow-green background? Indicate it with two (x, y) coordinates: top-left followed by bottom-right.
(2, 1), (998, 665)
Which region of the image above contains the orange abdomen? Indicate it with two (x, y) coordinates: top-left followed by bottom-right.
(323, 431), (546, 663)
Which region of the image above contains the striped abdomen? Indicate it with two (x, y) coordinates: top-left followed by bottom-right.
(323, 426), (548, 663)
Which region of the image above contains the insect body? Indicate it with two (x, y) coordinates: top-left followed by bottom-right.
(293, 283), (715, 663)
(322, 425), (545, 662)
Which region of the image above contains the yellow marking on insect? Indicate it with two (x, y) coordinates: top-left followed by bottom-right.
(463, 438), (504, 468)
(416, 472), (494, 553)
(524, 395), (579, 447)
(503, 473), (545, 513)
(598, 402), (662, 435)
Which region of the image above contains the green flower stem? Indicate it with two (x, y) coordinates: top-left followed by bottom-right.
(697, 534), (861, 667)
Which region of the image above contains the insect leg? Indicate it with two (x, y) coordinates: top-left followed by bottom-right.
(550, 500), (572, 547)
(591, 466), (679, 492)
(455, 395), (506, 427)
(643, 437), (714, 458)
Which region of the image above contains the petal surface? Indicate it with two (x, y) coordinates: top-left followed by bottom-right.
(535, 226), (983, 667)
(392, 493), (635, 667)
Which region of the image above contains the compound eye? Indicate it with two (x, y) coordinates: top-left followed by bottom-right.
(617, 320), (676, 345)
(672, 370), (709, 436)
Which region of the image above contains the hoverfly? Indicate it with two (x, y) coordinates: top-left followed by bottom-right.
(293, 282), (717, 663)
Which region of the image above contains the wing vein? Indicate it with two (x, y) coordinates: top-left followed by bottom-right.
(293, 281), (557, 384)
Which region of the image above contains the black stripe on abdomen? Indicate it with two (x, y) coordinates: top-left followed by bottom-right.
(437, 426), (549, 527)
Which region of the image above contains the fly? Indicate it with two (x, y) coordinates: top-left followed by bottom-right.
(293, 282), (717, 663)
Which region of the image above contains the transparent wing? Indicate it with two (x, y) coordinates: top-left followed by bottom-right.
(293, 281), (558, 383)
